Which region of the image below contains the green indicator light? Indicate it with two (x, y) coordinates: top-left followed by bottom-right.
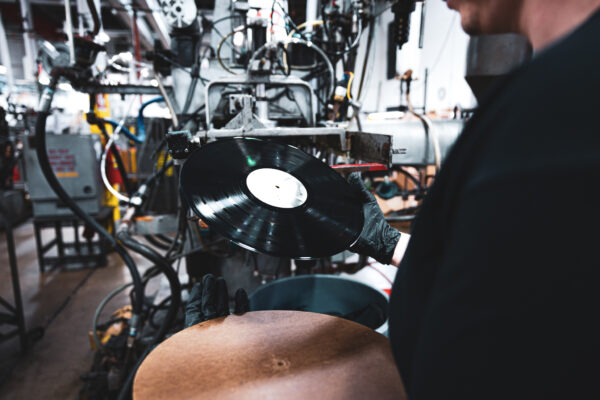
(246, 156), (257, 167)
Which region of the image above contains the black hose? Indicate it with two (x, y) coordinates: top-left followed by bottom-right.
(155, 234), (174, 245)
(144, 235), (170, 250)
(182, 76), (198, 116)
(357, 18), (375, 100)
(116, 232), (180, 343)
(166, 190), (188, 259)
(146, 159), (174, 187)
(115, 232), (181, 400)
(116, 345), (154, 400)
(35, 70), (144, 320)
(86, 0), (101, 37)
(393, 167), (424, 192)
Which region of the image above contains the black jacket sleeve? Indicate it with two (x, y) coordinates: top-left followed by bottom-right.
(408, 170), (600, 399)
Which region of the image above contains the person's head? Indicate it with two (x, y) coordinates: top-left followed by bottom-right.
(445, 0), (600, 49)
(445, 0), (523, 35)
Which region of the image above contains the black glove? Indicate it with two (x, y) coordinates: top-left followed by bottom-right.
(348, 172), (401, 265)
(184, 274), (249, 328)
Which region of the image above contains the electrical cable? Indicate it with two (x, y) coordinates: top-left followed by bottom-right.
(356, 18), (375, 101)
(116, 345), (154, 400)
(96, 121), (134, 197)
(250, 38), (335, 98)
(146, 159), (174, 187)
(289, 20), (324, 36)
(36, 69), (144, 331)
(166, 187), (187, 259)
(329, 17), (363, 57)
(208, 14), (235, 28)
(216, 26), (245, 75)
(101, 134), (130, 203)
(103, 118), (142, 143)
(155, 234), (174, 245)
(86, 0), (101, 37)
(154, 67), (179, 128)
(347, 71), (355, 100)
(283, 20), (324, 71)
(91, 282), (133, 351)
(406, 90), (441, 171)
(136, 97), (164, 143)
(145, 235), (171, 250)
(394, 167), (424, 193)
(182, 77), (198, 115)
(115, 232), (181, 345)
(115, 231), (181, 400)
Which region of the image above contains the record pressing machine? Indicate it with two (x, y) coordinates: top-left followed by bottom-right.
(29, 0), (465, 398)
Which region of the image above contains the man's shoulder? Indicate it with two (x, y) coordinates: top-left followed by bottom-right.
(514, 10), (600, 100)
(459, 19), (600, 191)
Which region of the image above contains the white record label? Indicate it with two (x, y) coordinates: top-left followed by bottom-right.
(246, 168), (308, 209)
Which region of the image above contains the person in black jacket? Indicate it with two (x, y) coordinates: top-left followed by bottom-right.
(347, 0), (600, 398)
(186, 0), (600, 398)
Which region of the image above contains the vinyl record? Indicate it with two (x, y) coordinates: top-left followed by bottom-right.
(180, 138), (364, 259)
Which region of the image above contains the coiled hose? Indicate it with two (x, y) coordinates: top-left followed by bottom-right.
(36, 68), (144, 334)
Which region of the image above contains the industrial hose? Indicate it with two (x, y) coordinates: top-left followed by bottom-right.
(144, 235), (171, 250)
(105, 118), (143, 143)
(115, 230), (181, 400)
(96, 121), (134, 196)
(85, 0), (101, 37)
(35, 68), (144, 334)
(115, 231), (181, 343)
(136, 97), (165, 143)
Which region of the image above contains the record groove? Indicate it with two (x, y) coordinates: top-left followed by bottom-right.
(180, 138), (364, 259)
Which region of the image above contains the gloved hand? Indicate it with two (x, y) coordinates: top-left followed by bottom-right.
(348, 172), (401, 265)
(184, 274), (249, 328)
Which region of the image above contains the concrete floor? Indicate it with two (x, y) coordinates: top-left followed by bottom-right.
(0, 221), (398, 400)
(0, 221), (159, 399)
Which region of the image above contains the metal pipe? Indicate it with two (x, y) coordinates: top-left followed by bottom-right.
(18, 0), (36, 80)
(0, 205), (27, 352)
(155, 67), (180, 128)
(132, 10), (142, 81)
(64, 0), (75, 64)
(305, 0), (319, 33)
(0, 11), (15, 91)
(418, 1), (426, 49)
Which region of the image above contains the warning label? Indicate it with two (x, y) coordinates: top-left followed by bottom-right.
(48, 148), (78, 178)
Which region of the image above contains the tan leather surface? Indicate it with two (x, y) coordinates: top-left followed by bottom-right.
(133, 310), (406, 400)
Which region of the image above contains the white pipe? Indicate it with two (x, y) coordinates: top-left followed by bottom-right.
(305, 0), (318, 32)
(64, 0), (75, 65)
(99, 96), (138, 203)
(0, 11), (15, 92)
(101, 134), (130, 203)
(18, 0), (36, 80)
(154, 67), (179, 128)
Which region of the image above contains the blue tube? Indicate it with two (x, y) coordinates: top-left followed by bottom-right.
(136, 97), (165, 143)
(104, 119), (142, 143)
